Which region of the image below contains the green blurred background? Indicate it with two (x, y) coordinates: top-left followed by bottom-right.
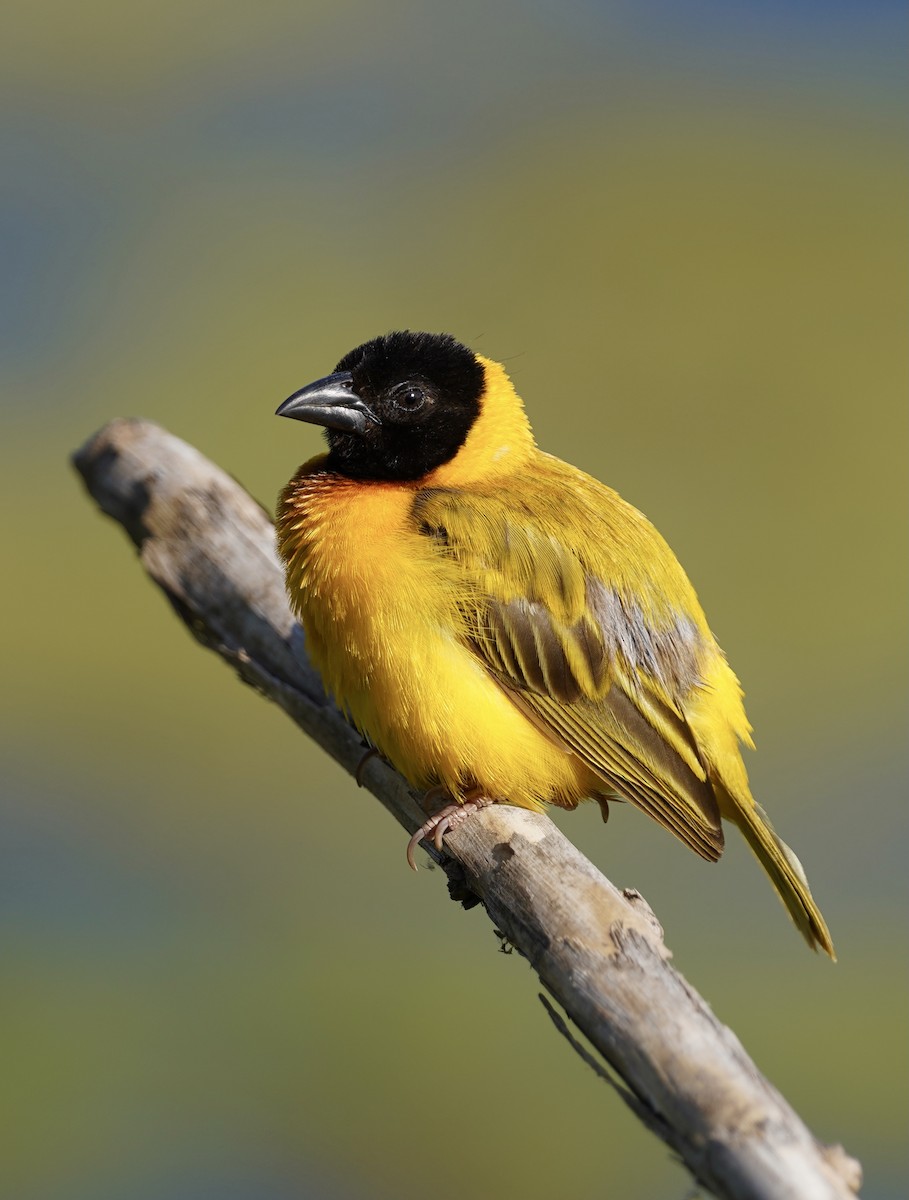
(2, 2), (906, 1197)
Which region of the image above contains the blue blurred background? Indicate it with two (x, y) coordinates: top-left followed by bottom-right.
(2, 2), (906, 1197)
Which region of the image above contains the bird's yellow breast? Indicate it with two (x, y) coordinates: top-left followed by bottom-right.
(278, 458), (599, 805)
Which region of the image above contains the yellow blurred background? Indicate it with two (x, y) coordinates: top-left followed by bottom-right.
(2, 2), (906, 1197)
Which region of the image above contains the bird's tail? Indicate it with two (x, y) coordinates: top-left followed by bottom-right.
(732, 797), (835, 959)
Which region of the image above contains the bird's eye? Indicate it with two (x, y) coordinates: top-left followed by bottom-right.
(390, 384), (427, 412)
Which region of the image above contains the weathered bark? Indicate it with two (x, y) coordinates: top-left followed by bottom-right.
(73, 418), (862, 1200)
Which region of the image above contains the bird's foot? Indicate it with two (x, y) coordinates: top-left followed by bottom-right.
(406, 792), (497, 870)
(418, 784), (449, 813)
(354, 745), (387, 787)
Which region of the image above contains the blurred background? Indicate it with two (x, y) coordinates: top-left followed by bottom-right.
(2, 1), (906, 1197)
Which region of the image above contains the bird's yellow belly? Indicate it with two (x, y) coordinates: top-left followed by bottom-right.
(284, 473), (596, 807)
(337, 623), (590, 805)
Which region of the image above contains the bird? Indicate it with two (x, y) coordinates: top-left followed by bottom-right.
(275, 330), (834, 957)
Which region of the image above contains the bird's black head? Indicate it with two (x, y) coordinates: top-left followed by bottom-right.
(277, 331), (484, 481)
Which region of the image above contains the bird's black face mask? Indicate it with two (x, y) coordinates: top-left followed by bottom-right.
(277, 331), (484, 481)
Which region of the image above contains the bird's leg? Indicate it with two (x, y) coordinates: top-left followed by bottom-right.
(406, 789), (497, 870)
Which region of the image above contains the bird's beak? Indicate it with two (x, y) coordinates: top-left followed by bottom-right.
(276, 371), (378, 435)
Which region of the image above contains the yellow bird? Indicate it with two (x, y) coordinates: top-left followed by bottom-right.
(276, 331), (834, 957)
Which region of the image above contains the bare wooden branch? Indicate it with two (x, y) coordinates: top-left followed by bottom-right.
(72, 418), (862, 1200)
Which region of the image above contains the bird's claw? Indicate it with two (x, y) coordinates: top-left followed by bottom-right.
(406, 793), (496, 869)
(354, 746), (383, 787)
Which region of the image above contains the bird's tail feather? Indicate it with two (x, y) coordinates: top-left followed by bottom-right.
(734, 798), (835, 959)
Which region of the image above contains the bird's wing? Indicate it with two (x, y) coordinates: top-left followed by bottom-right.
(413, 480), (724, 860)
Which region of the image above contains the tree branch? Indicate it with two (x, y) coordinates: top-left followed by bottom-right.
(72, 418), (862, 1200)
